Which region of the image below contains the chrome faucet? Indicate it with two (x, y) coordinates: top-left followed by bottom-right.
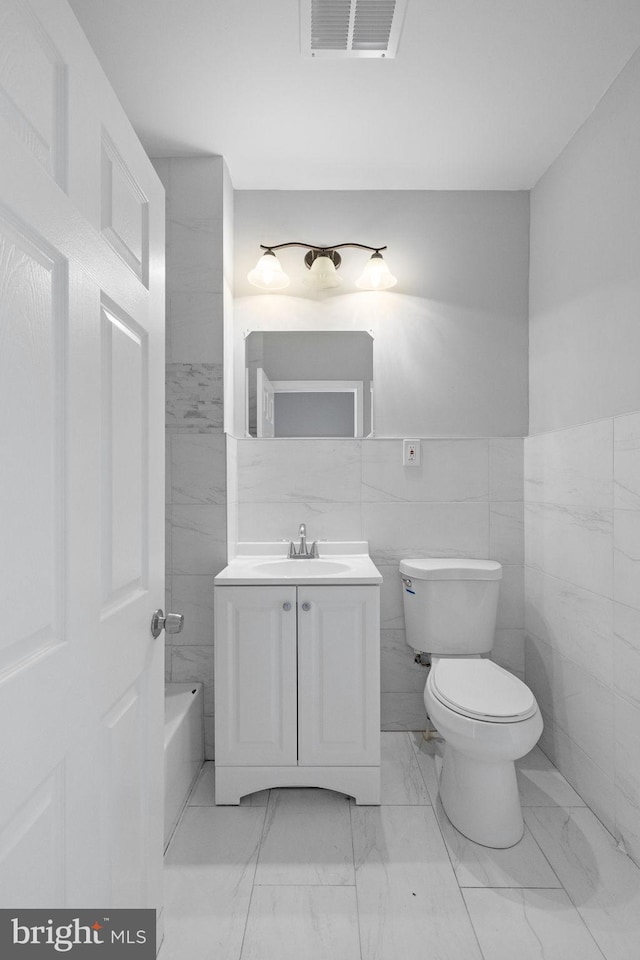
(289, 523), (319, 559)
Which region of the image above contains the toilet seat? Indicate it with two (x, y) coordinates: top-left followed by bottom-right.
(430, 659), (537, 723)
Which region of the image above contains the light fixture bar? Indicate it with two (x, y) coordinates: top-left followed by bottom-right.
(260, 242), (387, 253)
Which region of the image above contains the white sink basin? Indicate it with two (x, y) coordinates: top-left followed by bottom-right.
(252, 559), (352, 576)
(214, 542), (383, 585)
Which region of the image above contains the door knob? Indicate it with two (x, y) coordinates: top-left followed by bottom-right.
(151, 609), (184, 639)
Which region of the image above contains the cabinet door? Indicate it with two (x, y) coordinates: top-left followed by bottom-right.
(215, 586), (297, 766)
(297, 586), (380, 766)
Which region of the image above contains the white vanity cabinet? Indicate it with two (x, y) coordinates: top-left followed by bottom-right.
(215, 585), (298, 768)
(214, 582), (380, 804)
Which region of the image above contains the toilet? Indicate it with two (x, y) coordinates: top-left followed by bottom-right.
(400, 558), (542, 848)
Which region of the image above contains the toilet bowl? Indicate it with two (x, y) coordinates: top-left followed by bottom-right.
(425, 657), (542, 847)
(399, 558), (543, 848)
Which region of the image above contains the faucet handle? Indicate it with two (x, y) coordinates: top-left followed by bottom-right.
(288, 541), (298, 557)
(310, 541), (319, 558)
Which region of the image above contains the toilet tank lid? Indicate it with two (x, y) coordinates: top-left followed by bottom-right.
(399, 559), (502, 580)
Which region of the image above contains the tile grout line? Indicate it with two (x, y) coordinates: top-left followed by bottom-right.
(347, 800), (365, 960)
(406, 731), (488, 959)
(161, 733), (637, 960)
(251, 882), (357, 887)
(405, 731), (572, 954)
(235, 789), (271, 960)
(522, 807), (615, 959)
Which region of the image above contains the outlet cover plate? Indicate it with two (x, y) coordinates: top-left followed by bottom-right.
(403, 438), (421, 466)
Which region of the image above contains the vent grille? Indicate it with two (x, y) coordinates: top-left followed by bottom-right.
(302, 0), (407, 58)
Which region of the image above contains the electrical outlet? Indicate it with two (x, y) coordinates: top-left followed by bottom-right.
(403, 439), (421, 466)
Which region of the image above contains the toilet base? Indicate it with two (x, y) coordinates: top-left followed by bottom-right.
(439, 742), (524, 848)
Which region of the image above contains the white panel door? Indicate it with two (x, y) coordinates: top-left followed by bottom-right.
(297, 586), (380, 766)
(215, 586), (298, 766)
(0, 0), (165, 916)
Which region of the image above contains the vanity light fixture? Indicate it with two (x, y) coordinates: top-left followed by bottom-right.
(247, 242), (397, 292)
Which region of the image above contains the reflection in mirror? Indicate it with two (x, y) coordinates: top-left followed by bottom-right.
(246, 331), (373, 438)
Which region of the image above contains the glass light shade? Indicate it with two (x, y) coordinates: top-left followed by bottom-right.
(247, 252), (290, 290)
(355, 253), (397, 290)
(302, 254), (342, 290)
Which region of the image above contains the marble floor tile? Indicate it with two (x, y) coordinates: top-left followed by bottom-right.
(379, 732), (431, 804)
(189, 763), (269, 807)
(409, 738), (586, 814)
(240, 885), (360, 960)
(407, 730), (443, 805)
(160, 729), (640, 960)
(434, 798), (562, 888)
(463, 888), (605, 960)
(352, 804), (483, 960)
(380, 691), (427, 731)
(524, 805), (640, 960)
(161, 805), (265, 960)
(255, 788), (354, 886)
(516, 746), (587, 807)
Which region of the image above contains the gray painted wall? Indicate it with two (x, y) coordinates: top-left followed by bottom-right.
(530, 48), (640, 435)
(233, 190), (530, 438)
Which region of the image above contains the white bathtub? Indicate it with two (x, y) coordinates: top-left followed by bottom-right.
(164, 682), (204, 849)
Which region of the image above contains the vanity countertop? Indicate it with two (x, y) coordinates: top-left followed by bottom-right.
(215, 542), (383, 586)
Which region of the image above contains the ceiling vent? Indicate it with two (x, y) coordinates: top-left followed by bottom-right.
(301, 0), (408, 58)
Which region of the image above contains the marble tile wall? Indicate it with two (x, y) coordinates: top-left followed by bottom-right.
(524, 412), (640, 867)
(153, 157), (229, 759)
(236, 435), (525, 730)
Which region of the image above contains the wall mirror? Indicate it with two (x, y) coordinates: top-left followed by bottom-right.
(245, 331), (373, 438)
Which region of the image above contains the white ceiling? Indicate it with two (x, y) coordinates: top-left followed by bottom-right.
(68, 0), (640, 190)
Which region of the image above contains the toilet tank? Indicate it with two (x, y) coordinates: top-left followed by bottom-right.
(400, 559), (502, 656)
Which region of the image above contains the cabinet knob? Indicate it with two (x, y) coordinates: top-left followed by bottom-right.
(301, 602), (311, 611)
(282, 602), (292, 611)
